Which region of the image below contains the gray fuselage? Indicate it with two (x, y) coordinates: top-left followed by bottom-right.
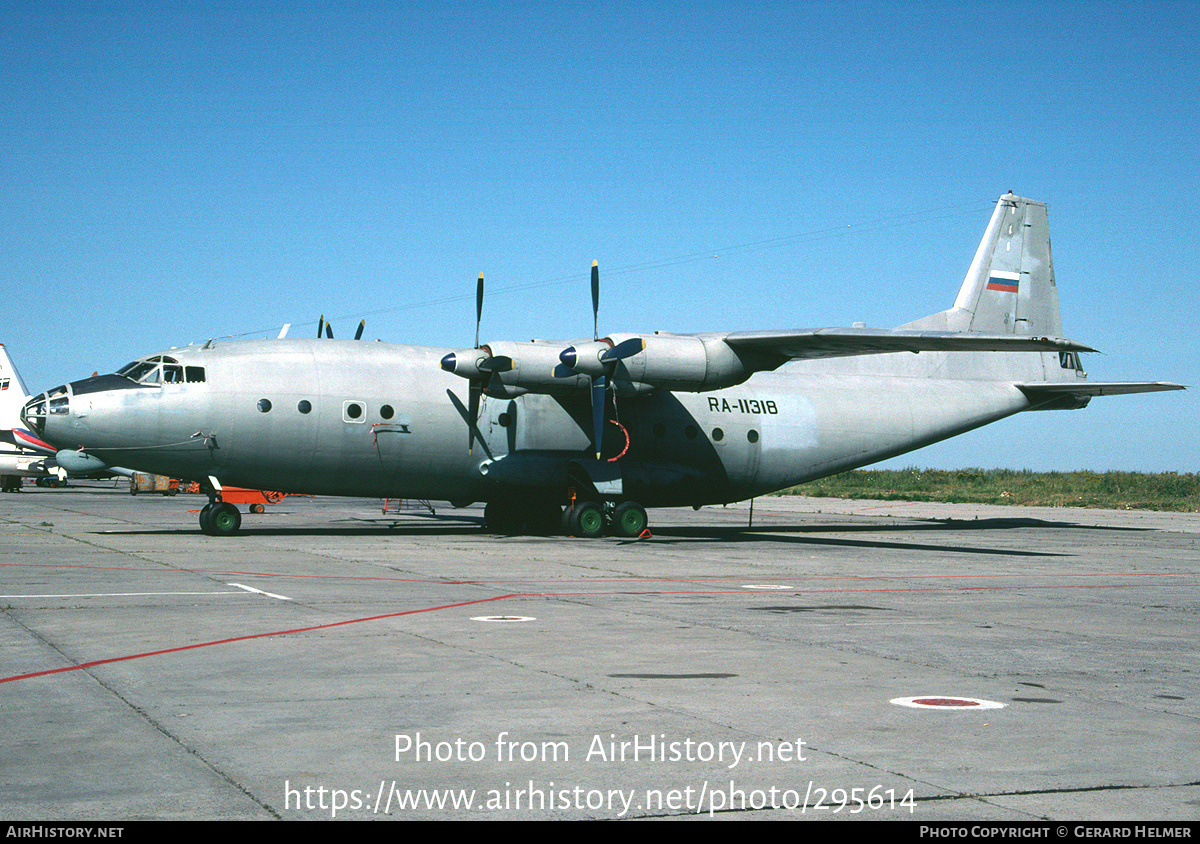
(33, 337), (1043, 507)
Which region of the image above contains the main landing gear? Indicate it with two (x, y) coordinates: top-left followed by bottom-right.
(484, 499), (648, 538)
(563, 500), (648, 538)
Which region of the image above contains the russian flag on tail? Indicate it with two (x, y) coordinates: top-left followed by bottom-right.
(986, 271), (1020, 293)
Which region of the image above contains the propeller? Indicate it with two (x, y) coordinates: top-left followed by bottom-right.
(438, 274), (490, 454)
(556, 261), (645, 460)
(317, 316), (364, 339)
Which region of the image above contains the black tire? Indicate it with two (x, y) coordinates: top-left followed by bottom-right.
(611, 501), (648, 537)
(484, 500), (519, 534)
(518, 501), (558, 535)
(568, 501), (605, 538)
(198, 502), (215, 534)
(201, 502), (241, 536)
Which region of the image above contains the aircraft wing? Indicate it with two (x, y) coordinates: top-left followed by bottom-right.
(722, 328), (1097, 361)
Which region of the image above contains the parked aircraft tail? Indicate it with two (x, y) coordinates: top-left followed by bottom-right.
(0, 344), (32, 428)
(906, 193), (1063, 337)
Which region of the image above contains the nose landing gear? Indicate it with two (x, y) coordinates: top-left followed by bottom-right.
(199, 501), (242, 536)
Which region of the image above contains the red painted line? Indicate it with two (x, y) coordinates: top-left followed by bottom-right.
(5, 574), (1198, 685)
(0, 594), (516, 685)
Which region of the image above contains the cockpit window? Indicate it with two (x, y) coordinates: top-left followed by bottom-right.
(47, 386), (69, 415)
(117, 355), (202, 385)
(118, 361), (160, 383)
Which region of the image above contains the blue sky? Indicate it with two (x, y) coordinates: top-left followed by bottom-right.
(3, 1), (1196, 472)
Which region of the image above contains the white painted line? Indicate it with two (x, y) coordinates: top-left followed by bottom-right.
(0, 591), (244, 598)
(228, 583), (292, 601)
(742, 584), (795, 590)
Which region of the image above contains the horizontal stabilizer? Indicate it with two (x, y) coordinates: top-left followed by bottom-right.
(1019, 381), (1186, 399)
(723, 328), (1096, 362)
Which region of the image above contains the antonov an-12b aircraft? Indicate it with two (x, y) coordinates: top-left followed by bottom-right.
(23, 194), (1183, 536)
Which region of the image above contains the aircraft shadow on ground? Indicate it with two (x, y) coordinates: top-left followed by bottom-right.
(97, 513), (1148, 557)
(642, 517), (1150, 556)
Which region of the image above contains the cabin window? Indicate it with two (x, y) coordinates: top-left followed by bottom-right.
(257, 399), (272, 413)
(380, 405), (394, 420)
(298, 400), (312, 414)
(185, 366), (206, 383)
(747, 429), (759, 444)
(163, 365), (184, 383)
(712, 427), (724, 442)
(343, 401), (365, 423)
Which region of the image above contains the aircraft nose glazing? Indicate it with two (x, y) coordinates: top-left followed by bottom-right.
(22, 386), (70, 436)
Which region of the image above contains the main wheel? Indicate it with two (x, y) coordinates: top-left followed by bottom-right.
(568, 501), (605, 538)
(611, 501), (648, 537)
(526, 501), (562, 536)
(484, 500), (520, 534)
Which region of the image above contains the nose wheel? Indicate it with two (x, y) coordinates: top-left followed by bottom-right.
(199, 501), (242, 536)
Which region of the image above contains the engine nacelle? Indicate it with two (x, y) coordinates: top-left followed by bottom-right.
(606, 332), (754, 392)
(447, 341), (591, 397)
(442, 334), (757, 397)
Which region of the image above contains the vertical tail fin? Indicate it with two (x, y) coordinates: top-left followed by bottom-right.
(0, 343), (33, 428)
(947, 193), (1063, 335)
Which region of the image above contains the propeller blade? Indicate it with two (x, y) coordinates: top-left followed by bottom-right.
(468, 385), (480, 455)
(354, 320), (365, 341)
(317, 315), (325, 339)
(325, 322), (334, 339)
(600, 337), (646, 363)
(475, 273), (484, 348)
(591, 375), (606, 460)
(591, 260), (600, 341)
